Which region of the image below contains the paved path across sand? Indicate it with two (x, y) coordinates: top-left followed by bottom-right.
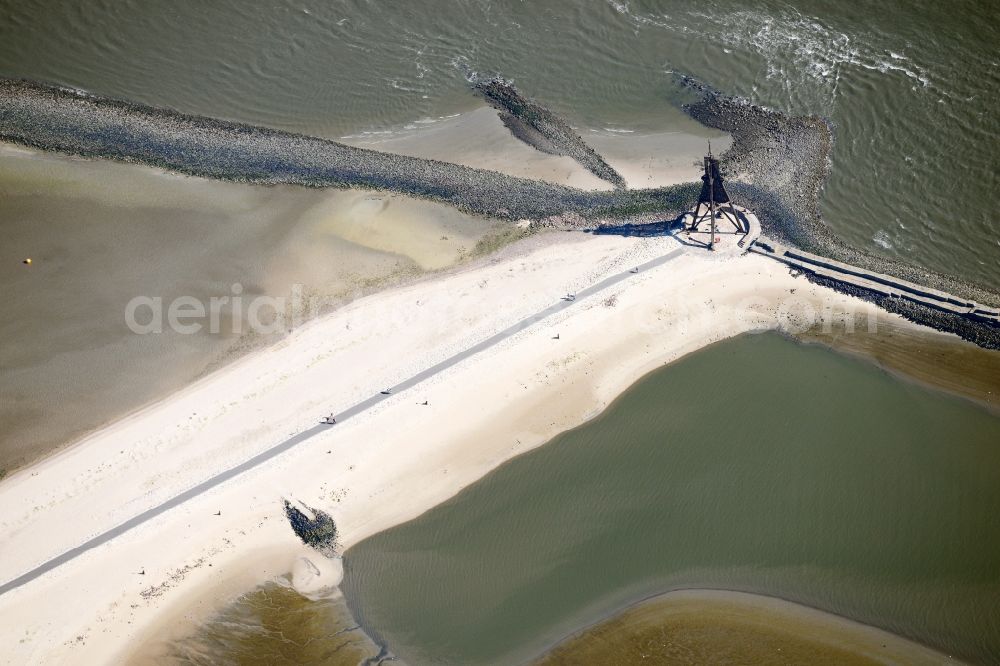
(0, 246), (686, 597)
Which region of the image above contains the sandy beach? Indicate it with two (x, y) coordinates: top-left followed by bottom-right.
(0, 141), (506, 473)
(0, 223), (921, 664)
(1, 2), (997, 662)
(0, 105), (728, 475)
(340, 106), (729, 191)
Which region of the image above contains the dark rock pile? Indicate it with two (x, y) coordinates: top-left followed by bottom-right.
(680, 75), (1000, 310)
(680, 75), (832, 249)
(804, 273), (1000, 350)
(473, 76), (627, 190)
(0, 78), (682, 225)
(679, 76), (1000, 347)
(283, 499), (339, 557)
(1, 75), (996, 347)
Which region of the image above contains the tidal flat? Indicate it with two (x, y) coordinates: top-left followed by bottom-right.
(0, 144), (501, 472)
(536, 589), (950, 665)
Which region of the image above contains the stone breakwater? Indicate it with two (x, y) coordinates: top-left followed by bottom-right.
(0, 78), (685, 223)
(679, 76), (1000, 348)
(808, 273), (1000, 350)
(680, 76), (999, 310)
(752, 240), (1000, 350)
(2, 76), (997, 348)
(473, 76), (627, 189)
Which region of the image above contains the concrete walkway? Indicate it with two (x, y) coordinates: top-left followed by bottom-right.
(751, 238), (1000, 323)
(0, 246), (687, 597)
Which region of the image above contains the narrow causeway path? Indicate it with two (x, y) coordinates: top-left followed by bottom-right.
(0, 246), (687, 597)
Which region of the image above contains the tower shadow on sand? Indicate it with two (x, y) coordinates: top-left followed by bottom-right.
(585, 216), (705, 249)
(585, 217), (685, 238)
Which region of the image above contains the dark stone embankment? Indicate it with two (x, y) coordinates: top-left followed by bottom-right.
(473, 76), (627, 189)
(681, 76), (999, 309)
(751, 240), (1000, 350)
(805, 273), (1000, 350)
(678, 76), (1000, 348)
(0, 78), (686, 224)
(1, 75), (997, 348)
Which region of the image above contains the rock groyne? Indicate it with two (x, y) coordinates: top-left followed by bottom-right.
(680, 75), (999, 311)
(678, 75), (1000, 346)
(3, 75), (997, 348)
(473, 76), (627, 189)
(0, 78), (682, 224)
(752, 239), (1000, 349)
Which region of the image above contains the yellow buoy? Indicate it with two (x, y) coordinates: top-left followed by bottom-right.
(23, 258), (32, 265)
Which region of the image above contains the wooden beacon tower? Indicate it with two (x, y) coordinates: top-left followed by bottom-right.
(688, 145), (746, 250)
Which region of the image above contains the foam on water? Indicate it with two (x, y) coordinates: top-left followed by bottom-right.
(2, 0), (996, 285)
(873, 229), (894, 250)
(616, 3), (934, 112)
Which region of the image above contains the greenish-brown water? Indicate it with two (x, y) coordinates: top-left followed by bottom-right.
(0, 1), (997, 662)
(1, 0), (996, 289)
(2, 0), (998, 468)
(0, 145), (500, 471)
(342, 332), (1000, 665)
(794, 316), (1000, 414)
